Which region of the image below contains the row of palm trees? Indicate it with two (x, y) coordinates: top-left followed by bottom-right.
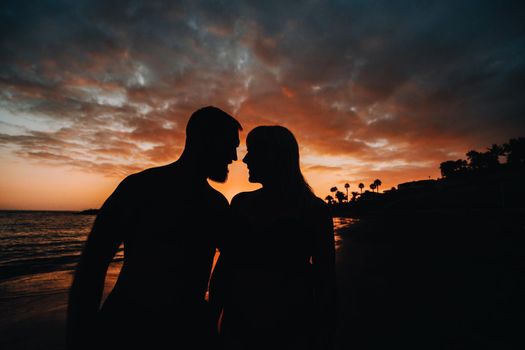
(325, 179), (382, 204)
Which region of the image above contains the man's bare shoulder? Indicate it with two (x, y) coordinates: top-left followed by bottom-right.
(106, 165), (173, 201)
(116, 164), (231, 209)
(123, 164), (185, 190)
(129, 164), (171, 181)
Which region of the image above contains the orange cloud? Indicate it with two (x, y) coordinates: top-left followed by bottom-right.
(1, 1), (524, 209)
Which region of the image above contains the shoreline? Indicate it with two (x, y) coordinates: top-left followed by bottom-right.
(333, 210), (524, 349)
(0, 263), (122, 350)
(0, 220), (355, 350)
(1, 212), (522, 349)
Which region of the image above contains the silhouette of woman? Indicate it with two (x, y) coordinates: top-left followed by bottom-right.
(210, 126), (336, 350)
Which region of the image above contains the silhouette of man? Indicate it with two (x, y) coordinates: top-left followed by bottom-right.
(66, 106), (241, 350)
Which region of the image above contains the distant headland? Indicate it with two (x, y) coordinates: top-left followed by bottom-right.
(76, 208), (99, 215)
(324, 136), (525, 216)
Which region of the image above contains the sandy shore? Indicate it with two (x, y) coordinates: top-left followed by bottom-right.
(0, 264), (122, 350)
(333, 210), (524, 349)
(1, 211), (523, 349)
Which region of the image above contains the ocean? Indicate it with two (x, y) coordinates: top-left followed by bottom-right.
(0, 211), (122, 281)
(0, 210), (355, 349)
(0, 210), (353, 307)
(0, 211), (123, 329)
(2, 208), (523, 349)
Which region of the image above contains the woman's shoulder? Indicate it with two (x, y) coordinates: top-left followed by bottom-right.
(303, 195), (329, 210)
(231, 188), (264, 207)
(301, 195), (331, 218)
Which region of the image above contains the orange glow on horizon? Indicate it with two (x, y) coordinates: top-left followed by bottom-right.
(0, 149), (441, 210)
(0, 155), (120, 211)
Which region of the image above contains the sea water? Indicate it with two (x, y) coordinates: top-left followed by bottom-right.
(0, 211), (356, 322)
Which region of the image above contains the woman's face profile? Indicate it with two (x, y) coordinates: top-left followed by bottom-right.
(243, 143), (271, 184)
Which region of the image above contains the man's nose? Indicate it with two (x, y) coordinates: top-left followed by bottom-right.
(242, 153), (248, 164)
(232, 149), (238, 162)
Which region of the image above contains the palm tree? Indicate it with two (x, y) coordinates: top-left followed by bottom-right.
(370, 183), (376, 192)
(351, 191), (359, 201)
(373, 179), (382, 193)
(358, 183), (364, 194)
(335, 191), (346, 204)
(325, 195), (334, 205)
(330, 186), (338, 198)
(344, 183), (350, 201)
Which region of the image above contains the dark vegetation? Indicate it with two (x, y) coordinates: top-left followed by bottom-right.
(326, 137), (525, 216)
(332, 137), (524, 349)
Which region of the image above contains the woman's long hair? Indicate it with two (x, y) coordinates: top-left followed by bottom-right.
(246, 125), (316, 201)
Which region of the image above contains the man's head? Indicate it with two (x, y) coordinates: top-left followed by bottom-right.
(184, 106), (242, 182)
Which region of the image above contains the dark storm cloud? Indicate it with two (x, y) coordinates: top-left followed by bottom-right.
(1, 0), (524, 179)
(242, 1), (525, 141)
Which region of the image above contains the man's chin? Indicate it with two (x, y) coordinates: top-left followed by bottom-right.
(247, 176), (261, 184)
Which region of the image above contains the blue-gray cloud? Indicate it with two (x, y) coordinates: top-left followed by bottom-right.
(1, 0), (524, 177)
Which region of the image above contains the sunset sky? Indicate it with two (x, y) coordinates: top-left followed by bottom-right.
(1, 1), (524, 210)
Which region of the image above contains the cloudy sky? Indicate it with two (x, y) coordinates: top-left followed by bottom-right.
(1, 0), (524, 209)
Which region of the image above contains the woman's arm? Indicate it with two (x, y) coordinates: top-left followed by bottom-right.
(311, 200), (337, 349)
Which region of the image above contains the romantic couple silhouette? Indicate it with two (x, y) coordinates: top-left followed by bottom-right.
(66, 106), (336, 350)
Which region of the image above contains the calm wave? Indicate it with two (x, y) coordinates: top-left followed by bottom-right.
(0, 211), (356, 300)
(0, 211), (124, 282)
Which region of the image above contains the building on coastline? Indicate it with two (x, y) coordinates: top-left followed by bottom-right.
(397, 179), (437, 191)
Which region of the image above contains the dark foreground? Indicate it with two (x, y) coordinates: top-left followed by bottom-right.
(335, 208), (524, 350)
(1, 210), (523, 349)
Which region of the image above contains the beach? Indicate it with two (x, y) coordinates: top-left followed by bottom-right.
(0, 267), (121, 350)
(0, 214), (354, 349)
(0, 211), (120, 350)
(333, 209), (524, 349)
(1, 211), (523, 349)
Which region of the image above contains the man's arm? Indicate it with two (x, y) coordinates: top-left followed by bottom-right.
(66, 178), (131, 349)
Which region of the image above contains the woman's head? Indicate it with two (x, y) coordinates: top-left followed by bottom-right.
(243, 125), (314, 197)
